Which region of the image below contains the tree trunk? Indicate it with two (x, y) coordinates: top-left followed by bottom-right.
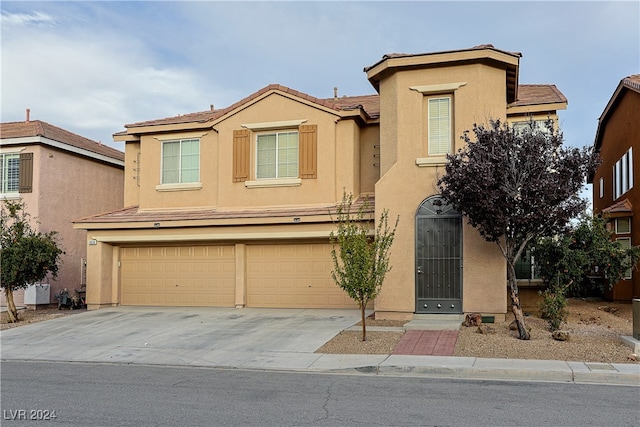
(4, 287), (20, 323)
(360, 302), (367, 342)
(507, 262), (530, 340)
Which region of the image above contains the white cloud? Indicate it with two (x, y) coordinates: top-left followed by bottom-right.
(0, 7), (234, 147)
(0, 0), (637, 157)
(0, 10), (56, 26)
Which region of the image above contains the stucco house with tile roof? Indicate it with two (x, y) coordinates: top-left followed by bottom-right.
(1, 115), (124, 307)
(74, 45), (567, 321)
(588, 74), (640, 300)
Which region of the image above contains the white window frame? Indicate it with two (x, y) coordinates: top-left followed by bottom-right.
(599, 177), (604, 198)
(160, 138), (200, 185)
(615, 217), (631, 234)
(428, 96), (452, 156)
(512, 119), (552, 135)
(255, 130), (299, 180)
(613, 147), (633, 199)
(616, 237), (633, 279)
(1, 153), (20, 197)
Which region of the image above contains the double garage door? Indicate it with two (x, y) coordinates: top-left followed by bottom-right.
(120, 243), (355, 309)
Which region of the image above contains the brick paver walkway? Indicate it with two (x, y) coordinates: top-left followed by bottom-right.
(392, 330), (459, 356)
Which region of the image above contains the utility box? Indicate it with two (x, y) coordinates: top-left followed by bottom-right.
(24, 284), (50, 306)
(633, 299), (640, 340)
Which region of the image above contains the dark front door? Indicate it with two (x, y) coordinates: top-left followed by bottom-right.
(415, 196), (462, 314)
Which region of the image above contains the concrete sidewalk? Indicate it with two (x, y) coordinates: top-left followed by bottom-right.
(1, 307), (638, 386)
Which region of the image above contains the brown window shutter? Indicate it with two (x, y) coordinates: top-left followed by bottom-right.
(299, 124), (317, 179)
(233, 129), (250, 182)
(19, 152), (33, 193)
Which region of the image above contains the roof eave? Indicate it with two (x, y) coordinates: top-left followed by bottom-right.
(506, 101), (568, 115)
(366, 48), (520, 90)
(594, 78), (640, 152)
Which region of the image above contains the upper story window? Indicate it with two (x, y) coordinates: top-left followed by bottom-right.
(0, 152), (32, 197)
(233, 123), (317, 187)
(428, 97), (451, 156)
(161, 139), (200, 184)
(599, 177), (604, 198)
(613, 147), (633, 200)
(256, 131), (299, 179)
(1, 153), (20, 195)
(512, 119), (552, 135)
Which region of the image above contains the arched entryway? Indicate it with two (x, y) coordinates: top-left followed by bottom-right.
(415, 196), (462, 314)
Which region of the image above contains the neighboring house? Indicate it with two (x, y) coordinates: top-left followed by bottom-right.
(588, 75), (640, 301)
(0, 115), (125, 307)
(74, 45), (566, 321)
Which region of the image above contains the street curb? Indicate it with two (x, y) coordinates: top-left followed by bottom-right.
(2, 356), (638, 386)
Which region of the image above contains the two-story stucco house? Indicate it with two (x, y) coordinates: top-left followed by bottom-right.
(74, 45), (567, 321)
(588, 75), (640, 301)
(1, 115), (125, 307)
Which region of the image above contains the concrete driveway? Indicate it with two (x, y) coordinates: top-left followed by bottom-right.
(0, 306), (366, 369)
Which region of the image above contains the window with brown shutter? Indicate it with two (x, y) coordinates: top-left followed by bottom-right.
(233, 129), (250, 182)
(19, 152), (33, 193)
(299, 124), (317, 179)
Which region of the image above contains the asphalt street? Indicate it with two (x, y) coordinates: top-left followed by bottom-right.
(2, 361), (639, 427)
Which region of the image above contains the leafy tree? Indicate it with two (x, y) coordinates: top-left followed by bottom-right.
(330, 192), (398, 341)
(1, 200), (64, 323)
(534, 214), (640, 297)
(437, 119), (598, 340)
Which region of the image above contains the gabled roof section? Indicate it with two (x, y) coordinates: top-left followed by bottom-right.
(594, 74), (640, 152)
(120, 84), (379, 136)
(1, 120), (124, 163)
(365, 44), (521, 103)
(509, 84), (567, 107)
(602, 198), (633, 217)
(322, 94), (380, 119)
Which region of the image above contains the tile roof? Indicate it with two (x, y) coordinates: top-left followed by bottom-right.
(509, 84), (567, 107)
(591, 74), (640, 158)
(602, 198), (633, 215)
(75, 196), (374, 224)
(622, 74), (640, 92)
(364, 44), (522, 72)
(1, 120), (124, 161)
(123, 84), (379, 130)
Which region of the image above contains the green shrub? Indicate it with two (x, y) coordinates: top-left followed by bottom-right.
(539, 286), (568, 331)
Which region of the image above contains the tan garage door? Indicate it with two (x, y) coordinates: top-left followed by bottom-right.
(121, 245), (235, 307)
(247, 243), (356, 308)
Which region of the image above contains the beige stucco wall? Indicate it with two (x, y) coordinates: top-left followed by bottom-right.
(124, 142), (141, 207)
(373, 61), (510, 320)
(359, 125), (380, 194)
(132, 93), (375, 212)
(2, 144), (124, 306)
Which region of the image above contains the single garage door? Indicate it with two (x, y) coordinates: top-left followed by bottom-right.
(121, 245), (235, 306)
(246, 243), (357, 308)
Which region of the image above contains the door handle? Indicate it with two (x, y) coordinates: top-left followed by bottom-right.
(417, 266), (423, 274)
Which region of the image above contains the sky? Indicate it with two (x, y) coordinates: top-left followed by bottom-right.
(1, 0), (638, 161)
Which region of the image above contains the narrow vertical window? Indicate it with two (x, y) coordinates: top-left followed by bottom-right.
(617, 237), (633, 279)
(428, 97), (451, 155)
(627, 147), (633, 191)
(599, 177), (604, 198)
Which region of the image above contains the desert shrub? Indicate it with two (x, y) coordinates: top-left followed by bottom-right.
(539, 285), (568, 331)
